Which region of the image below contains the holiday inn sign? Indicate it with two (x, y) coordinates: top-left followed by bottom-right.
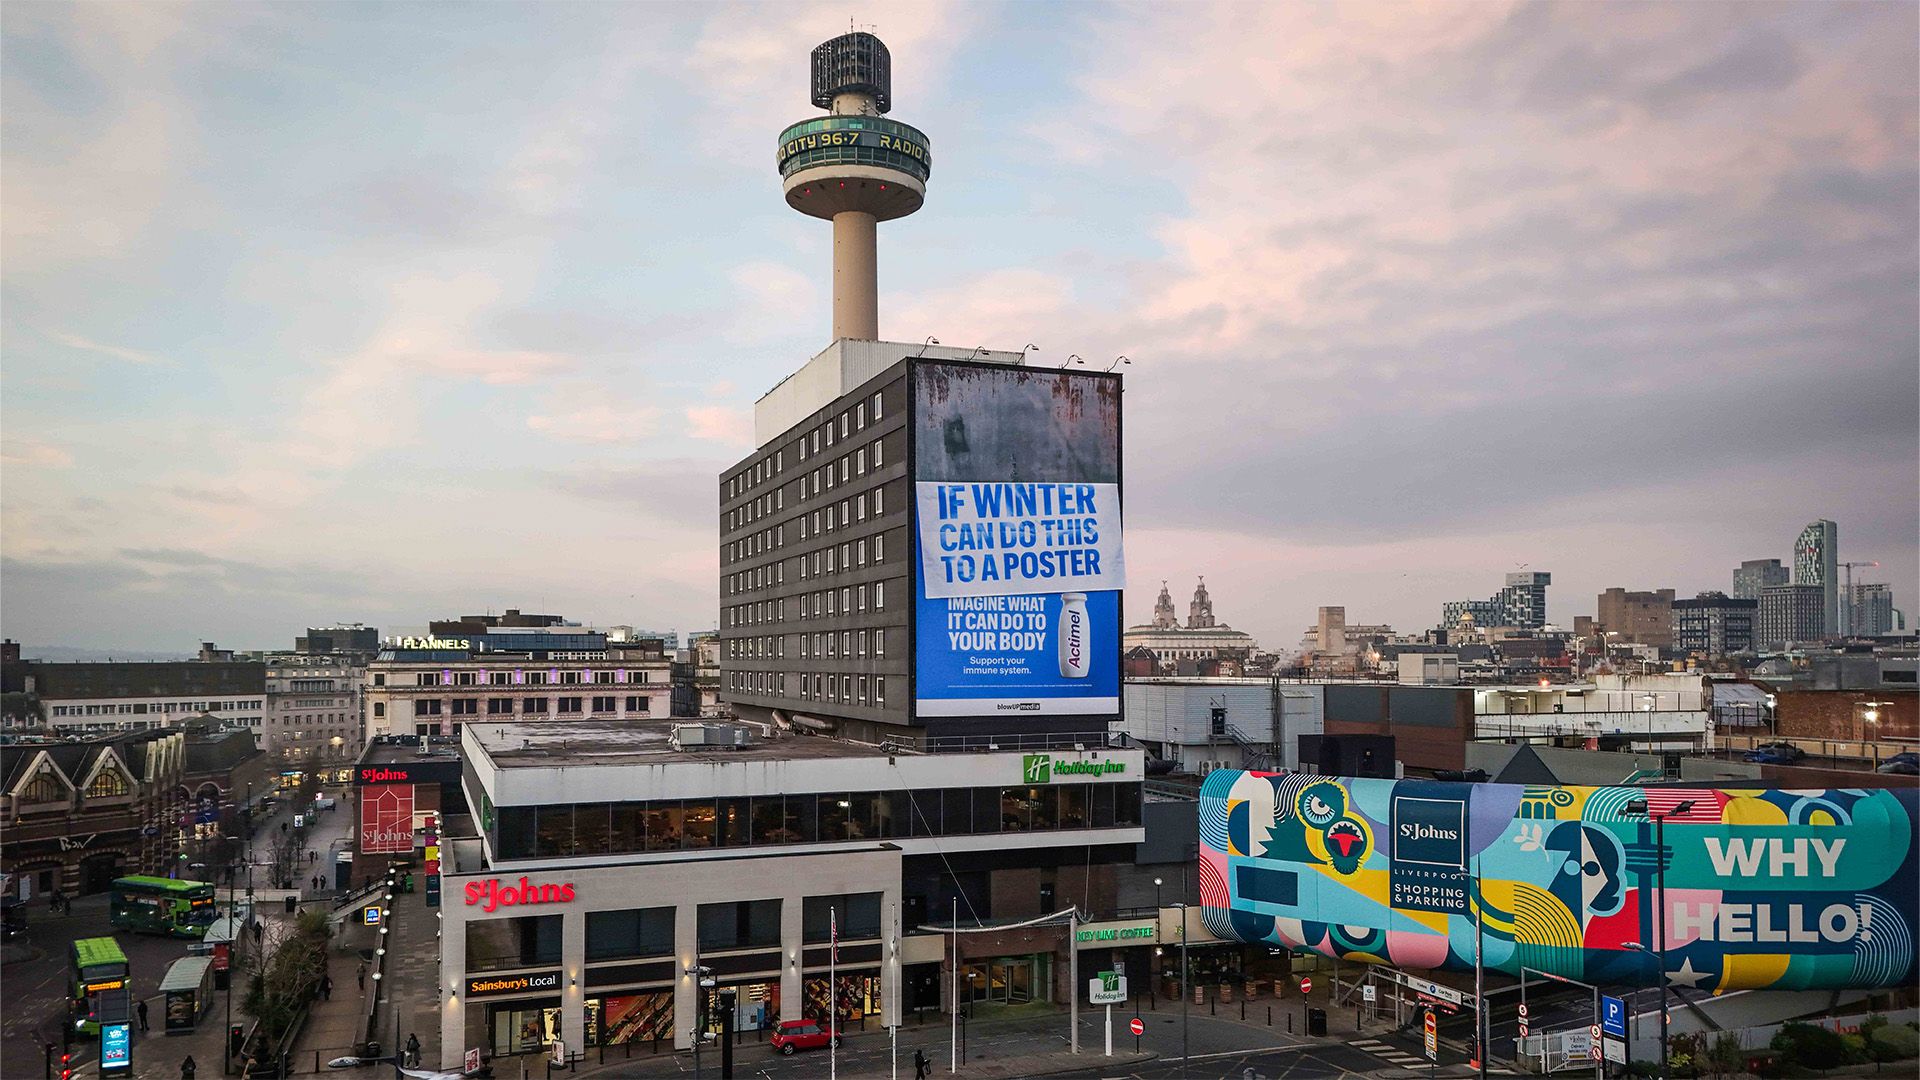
(1022, 754), (1127, 783)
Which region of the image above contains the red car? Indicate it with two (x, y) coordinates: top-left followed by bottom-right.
(770, 1018), (842, 1055)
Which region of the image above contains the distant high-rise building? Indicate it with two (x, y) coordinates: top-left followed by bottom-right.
(1596, 587), (1677, 650)
(1756, 583), (1824, 650)
(1732, 558), (1789, 600)
(1672, 592), (1756, 657)
(296, 625), (379, 654)
(1848, 583), (1897, 636)
(1793, 519), (1839, 636)
(1442, 571), (1550, 630)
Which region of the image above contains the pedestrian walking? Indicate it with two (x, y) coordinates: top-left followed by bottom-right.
(405, 1033), (421, 1067)
(180, 1054), (197, 1079)
(137, 999), (149, 1032)
(914, 1048), (930, 1079)
(321, 974), (333, 1001)
(357, 962), (367, 990)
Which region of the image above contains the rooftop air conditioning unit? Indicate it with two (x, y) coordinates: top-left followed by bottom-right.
(671, 723), (751, 751)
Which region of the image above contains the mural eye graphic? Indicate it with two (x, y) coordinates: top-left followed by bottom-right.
(1583, 860), (1603, 877)
(1563, 859), (1582, 875)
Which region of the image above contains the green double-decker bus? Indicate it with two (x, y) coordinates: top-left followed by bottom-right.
(69, 937), (129, 1035)
(109, 876), (217, 938)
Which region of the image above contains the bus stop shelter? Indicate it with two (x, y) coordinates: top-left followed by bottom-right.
(202, 916), (242, 990)
(159, 956), (216, 1035)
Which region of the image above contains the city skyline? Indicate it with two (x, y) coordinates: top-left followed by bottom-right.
(4, 2), (1916, 652)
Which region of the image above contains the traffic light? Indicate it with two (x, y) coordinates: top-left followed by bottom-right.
(59, 1051), (71, 1080)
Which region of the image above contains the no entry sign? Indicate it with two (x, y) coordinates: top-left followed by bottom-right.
(1129, 1017), (1145, 1037)
(1299, 976), (1313, 995)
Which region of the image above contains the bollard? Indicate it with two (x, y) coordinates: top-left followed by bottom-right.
(1267, 1006), (1272, 1026)
(1241, 997), (1246, 1020)
(1210, 990), (1216, 1016)
(1287, 1013), (1293, 1034)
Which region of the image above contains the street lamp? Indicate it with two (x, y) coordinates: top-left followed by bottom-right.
(1623, 797), (1697, 1080)
(1153, 877), (1163, 910)
(1170, 902), (1189, 1073)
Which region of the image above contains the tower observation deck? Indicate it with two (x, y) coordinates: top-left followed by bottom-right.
(777, 32), (931, 342)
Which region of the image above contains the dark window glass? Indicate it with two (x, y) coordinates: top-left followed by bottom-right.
(751, 797), (786, 844)
(698, 899), (781, 951)
(940, 788), (972, 835)
(586, 907), (675, 962)
(999, 788), (1030, 832)
(465, 914), (562, 972)
(848, 792), (884, 839)
(1089, 783), (1116, 829)
(786, 796), (817, 843)
(903, 790), (936, 837)
(818, 796), (851, 842)
(610, 804), (642, 853)
(971, 788), (1000, 833)
(644, 804), (683, 851)
(1030, 786), (1058, 831)
(1115, 783), (1142, 826)
(803, 892), (882, 943)
(523, 697), (548, 714)
(718, 798), (750, 847)
(535, 805), (573, 857)
(498, 806), (537, 859)
(1057, 784), (1089, 829)
(683, 800), (716, 849)
(573, 803), (611, 856)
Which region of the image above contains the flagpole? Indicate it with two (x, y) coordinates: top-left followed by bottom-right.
(830, 904), (838, 1080)
(1474, 854), (1487, 1080)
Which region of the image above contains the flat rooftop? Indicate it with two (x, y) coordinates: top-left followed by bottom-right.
(361, 737), (462, 766)
(466, 720), (892, 769)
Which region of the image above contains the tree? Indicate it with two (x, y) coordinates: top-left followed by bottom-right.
(1, 691), (47, 727)
(242, 910), (331, 1054)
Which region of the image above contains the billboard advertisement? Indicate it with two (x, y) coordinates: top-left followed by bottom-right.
(359, 784), (415, 854)
(1199, 771), (1919, 992)
(912, 363), (1122, 717)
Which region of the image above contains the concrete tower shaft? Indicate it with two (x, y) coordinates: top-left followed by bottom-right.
(777, 32), (931, 342)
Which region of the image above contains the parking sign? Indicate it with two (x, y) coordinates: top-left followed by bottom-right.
(1601, 996), (1627, 1039)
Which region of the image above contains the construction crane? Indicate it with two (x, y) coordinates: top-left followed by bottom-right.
(1839, 560), (1880, 634)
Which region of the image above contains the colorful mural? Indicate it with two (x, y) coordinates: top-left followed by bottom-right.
(1199, 772), (1919, 992)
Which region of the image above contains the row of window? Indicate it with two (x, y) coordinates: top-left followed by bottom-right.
(723, 485), (887, 575)
(14, 768), (133, 804)
(466, 893), (883, 972)
(375, 669), (654, 688)
(725, 581), (889, 634)
(723, 670), (888, 706)
(48, 700), (264, 717)
(724, 390), (886, 507)
(373, 696), (654, 719)
(726, 528), (889, 600)
(493, 784), (1143, 860)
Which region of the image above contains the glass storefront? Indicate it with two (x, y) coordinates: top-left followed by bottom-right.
(702, 980), (781, 1037)
(593, 991), (672, 1045)
(486, 997), (561, 1057)
(958, 955), (1050, 1005)
(802, 973), (882, 1023)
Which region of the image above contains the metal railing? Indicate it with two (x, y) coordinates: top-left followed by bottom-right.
(923, 730), (1115, 753)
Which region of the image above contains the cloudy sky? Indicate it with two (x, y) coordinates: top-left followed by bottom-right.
(3, 1), (1915, 653)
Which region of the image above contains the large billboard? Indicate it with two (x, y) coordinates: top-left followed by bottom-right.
(1199, 771), (1919, 992)
(360, 784), (415, 854)
(912, 363), (1123, 717)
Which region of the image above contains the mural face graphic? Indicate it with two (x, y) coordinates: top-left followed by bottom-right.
(1198, 772), (1919, 993)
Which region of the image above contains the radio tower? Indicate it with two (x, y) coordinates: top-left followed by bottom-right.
(777, 31), (931, 341)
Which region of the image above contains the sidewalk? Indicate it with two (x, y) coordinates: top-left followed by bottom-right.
(291, 878), (443, 1076)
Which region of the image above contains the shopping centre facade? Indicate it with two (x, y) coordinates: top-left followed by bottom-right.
(436, 720), (1144, 1065)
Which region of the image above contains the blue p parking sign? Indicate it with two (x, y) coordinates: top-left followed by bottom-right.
(1601, 996), (1627, 1039)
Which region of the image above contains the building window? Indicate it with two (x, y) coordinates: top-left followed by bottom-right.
(487, 698), (512, 715)
(451, 699), (478, 715)
(373, 674), (386, 687)
(625, 695), (650, 713)
(558, 697), (583, 714)
(373, 703), (386, 718)
(466, 915), (562, 973)
(698, 899), (782, 952)
(586, 907), (675, 962)
(871, 391), (882, 419)
(804, 892), (881, 943)
(417, 700), (443, 717)
(592, 696), (616, 713)
(523, 697), (549, 714)
(875, 677), (886, 705)
(84, 768), (130, 799)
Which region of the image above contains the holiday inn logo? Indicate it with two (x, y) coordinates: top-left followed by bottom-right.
(1021, 754), (1126, 784)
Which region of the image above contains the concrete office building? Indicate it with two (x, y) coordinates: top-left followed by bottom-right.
(363, 629), (672, 742)
(1671, 592), (1756, 658)
(1595, 587), (1677, 651)
(1116, 679), (1322, 774)
(10, 661), (265, 734)
(1732, 558), (1789, 600)
(1847, 583), (1899, 637)
(436, 721), (1144, 1065)
(264, 653), (366, 767)
(1756, 583), (1825, 650)
(1793, 519), (1839, 637)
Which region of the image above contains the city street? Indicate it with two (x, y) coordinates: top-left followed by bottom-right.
(0, 779), (355, 1080)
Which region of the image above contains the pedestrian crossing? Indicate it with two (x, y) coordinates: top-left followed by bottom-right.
(1349, 1037), (1523, 1075)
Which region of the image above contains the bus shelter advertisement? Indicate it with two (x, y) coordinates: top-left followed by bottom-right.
(912, 363), (1123, 716)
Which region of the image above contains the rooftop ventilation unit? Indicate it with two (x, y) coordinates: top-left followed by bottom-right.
(670, 723), (752, 751)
